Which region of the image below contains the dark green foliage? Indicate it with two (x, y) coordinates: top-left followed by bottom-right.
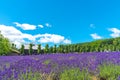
(55, 37), (120, 53)
(37, 44), (41, 54)
(64, 45), (69, 53)
(11, 43), (17, 49)
(29, 43), (33, 55)
(53, 44), (57, 53)
(19, 36), (120, 54)
(49, 46), (53, 53)
(12, 43), (14, 49)
(20, 44), (24, 54)
(57, 45), (61, 53)
(44, 44), (49, 53)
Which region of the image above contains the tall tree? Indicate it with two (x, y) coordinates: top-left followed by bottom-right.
(64, 45), (69, 53)
(58, 45), (64, 53)
(20, 44), (24, 54)
(29, 43), (33, 55)
(49, 46), (53, 53)
(37, 44), (41, 54)
(44, 44), (49, 53)
(11, 43), (17, 49)
(12, 43), (14, 49)
(53, 44), (57, 53)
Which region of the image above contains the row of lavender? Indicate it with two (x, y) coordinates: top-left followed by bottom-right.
(0, 52), (120, 79)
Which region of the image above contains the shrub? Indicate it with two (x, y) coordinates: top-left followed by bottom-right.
(60, 68), (91, 80)
(99, 64), (120, 80)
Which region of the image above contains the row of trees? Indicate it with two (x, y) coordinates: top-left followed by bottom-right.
(20, 37), (120, 55)
(1, 30), (120, 55)
(20, 44), (57, 55)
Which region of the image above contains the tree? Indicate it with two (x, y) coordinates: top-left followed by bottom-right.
(76, 45), (80, 52)
(113, 39), (118, 46)
(58, 45), (64, 53)
(44, 44), (49, 53)
(12, 43), (14, 48)
(29, 43), (33, 55)
(71, 45), (74, 52)
(37, 44), (41, 54)
(49, 46), (53, 53)
(0, 31), (11, 55)
(12, 43), (17, 49)
(20, 44), (24, 54)
(3, 38), (11, 55)
(53, 44), (57, 53)
(64, 45), (69, 53)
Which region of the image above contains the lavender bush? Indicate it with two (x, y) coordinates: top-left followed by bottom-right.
(0, 52), (120, 80)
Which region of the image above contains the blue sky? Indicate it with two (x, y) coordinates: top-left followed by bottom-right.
(0, 0), (120, 47)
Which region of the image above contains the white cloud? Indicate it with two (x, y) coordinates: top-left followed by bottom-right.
(108, 28), (120, 38)
(63, 39), (71, 44)
(45, 23), (52, 27)
(38, 25), (44, 28)
(0, 25), (25, 48)
(0, 24), (71, 48)
(0, 25), (36, 48)
(22, 34), (35, 41)
(35, 33), (71, 44)
(90, 24), (95, 28)
(90, 33), (102, 39)
(13, 22), (36, 30)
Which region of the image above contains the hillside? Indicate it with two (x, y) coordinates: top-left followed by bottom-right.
(55, 37), (120, 53)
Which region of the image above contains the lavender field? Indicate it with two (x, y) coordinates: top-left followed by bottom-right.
(1, 52), (120, 80)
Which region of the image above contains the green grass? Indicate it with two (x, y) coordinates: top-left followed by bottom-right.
(18, 71), (42, 80)
(60, 68), (91, 80)
(99, 63), (120, 80)
(43, 60), (51, 65)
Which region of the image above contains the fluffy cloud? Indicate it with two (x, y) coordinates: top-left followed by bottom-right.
(0, 25), (36, 47)
(108, 28), (120, 38)
(35, 33), (71, 44)
(90, 33), (102, 39)
(0, 24), (71, 48)
(13, 22), (36, 30)
(45, 23), (52, 27)
(38, 25), (44, 28)
(0, 25), (25, 47)
(63, 39), (72, 44)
